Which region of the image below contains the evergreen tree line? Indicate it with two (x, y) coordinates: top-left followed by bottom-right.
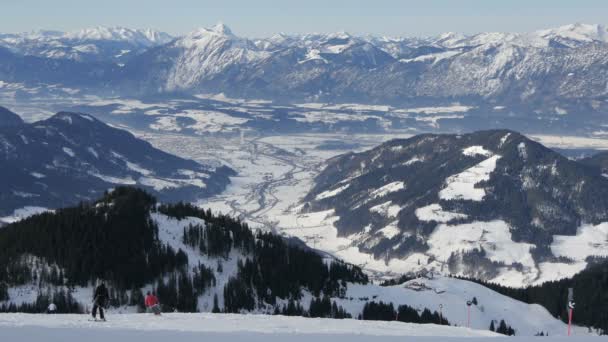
(452, 259), (608, 334)
(161, 202), (255, 257)
(169, 201), (368, 313)
(0, 187), (189, 289)
(489, 319), (516, 336)
(222, 231), (368, 312)
(268, 297), (350, 319)
(358, 301), (450, 325)
(0, 188), (369, 317)
(0, 287), (81, 313)
(308, 296), (351, 319)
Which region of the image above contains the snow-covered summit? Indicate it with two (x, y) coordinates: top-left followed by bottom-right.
(536, 23), (608, 45)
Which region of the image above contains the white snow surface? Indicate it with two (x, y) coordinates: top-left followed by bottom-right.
(0, 313), (507, 342)
(370, 181), (405, 199)
(315, 183), (350, 200)
(415, 204), (467, 223)
(62, 147), (75, 157)
(551, 222), (608, 261)
(370, 201), (402, 219)
(339, 276), (595, 337)
(439, 155), (501, 201)
(462, 146), (492, 157)
(428, 220), (535, 271)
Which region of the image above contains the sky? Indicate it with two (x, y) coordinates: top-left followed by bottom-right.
(2, 0), (608, 37)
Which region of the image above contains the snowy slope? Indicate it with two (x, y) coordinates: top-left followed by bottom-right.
(0, 312), (601, 341)
(339, 276), (587, 336)
(0, 313), (505, 342)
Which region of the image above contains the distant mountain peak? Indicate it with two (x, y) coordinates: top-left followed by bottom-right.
(211, 22), (233, 36)
(0, 111), (234, 215)
(47, 112), (99, 125)
(536, 23), (608, 44)
(0, 106), (24, 127)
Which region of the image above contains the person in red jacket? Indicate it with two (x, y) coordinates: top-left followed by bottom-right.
(145, 291), (161, 315)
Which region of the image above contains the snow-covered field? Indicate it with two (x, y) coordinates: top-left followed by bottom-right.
(0, 312), (601, 342)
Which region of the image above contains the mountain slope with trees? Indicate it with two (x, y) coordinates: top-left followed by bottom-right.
(0, 110), (234, 215)
(302, 130), (608, 286)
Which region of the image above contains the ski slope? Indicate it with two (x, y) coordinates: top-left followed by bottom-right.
(0, 312), (602, 342)
(339, 276), (593, 337)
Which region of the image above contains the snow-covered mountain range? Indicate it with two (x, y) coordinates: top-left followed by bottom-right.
(0, 26), (172, 63)
(1, 23), (608, 115)
(302, 130), (608, 287)
(0, 108), (233, 216)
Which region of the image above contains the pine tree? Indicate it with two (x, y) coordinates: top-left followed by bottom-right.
(489, 320), (495, 332)
(497, 319), (508, 335)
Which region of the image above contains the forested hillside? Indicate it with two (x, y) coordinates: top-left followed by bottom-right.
(0, 187), (367, 316)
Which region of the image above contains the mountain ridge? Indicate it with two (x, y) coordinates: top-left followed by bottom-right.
(0, 110), (234, 215)
(300, 129), (608, 287)
(2, 23), (608, 114)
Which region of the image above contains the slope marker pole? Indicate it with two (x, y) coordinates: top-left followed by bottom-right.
(466, 300), (472, 329)
(567, 288), (575, 337)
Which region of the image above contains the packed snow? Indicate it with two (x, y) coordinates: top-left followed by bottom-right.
(0, 312), (504, 342)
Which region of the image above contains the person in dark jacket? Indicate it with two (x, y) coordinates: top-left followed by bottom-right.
(92, 280), (109, 321)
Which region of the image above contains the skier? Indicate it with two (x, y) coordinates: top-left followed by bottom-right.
(47, 303), (57, 314)
(145, 291), (161, 315)
(92, 280), (109, 321)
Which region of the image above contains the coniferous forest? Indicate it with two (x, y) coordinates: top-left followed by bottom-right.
(0, 187), (368, 317)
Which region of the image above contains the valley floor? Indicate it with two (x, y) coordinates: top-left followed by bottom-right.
(0, 312), (583, 342)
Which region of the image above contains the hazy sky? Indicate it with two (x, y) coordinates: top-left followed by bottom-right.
(2, 0), (608, 37)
